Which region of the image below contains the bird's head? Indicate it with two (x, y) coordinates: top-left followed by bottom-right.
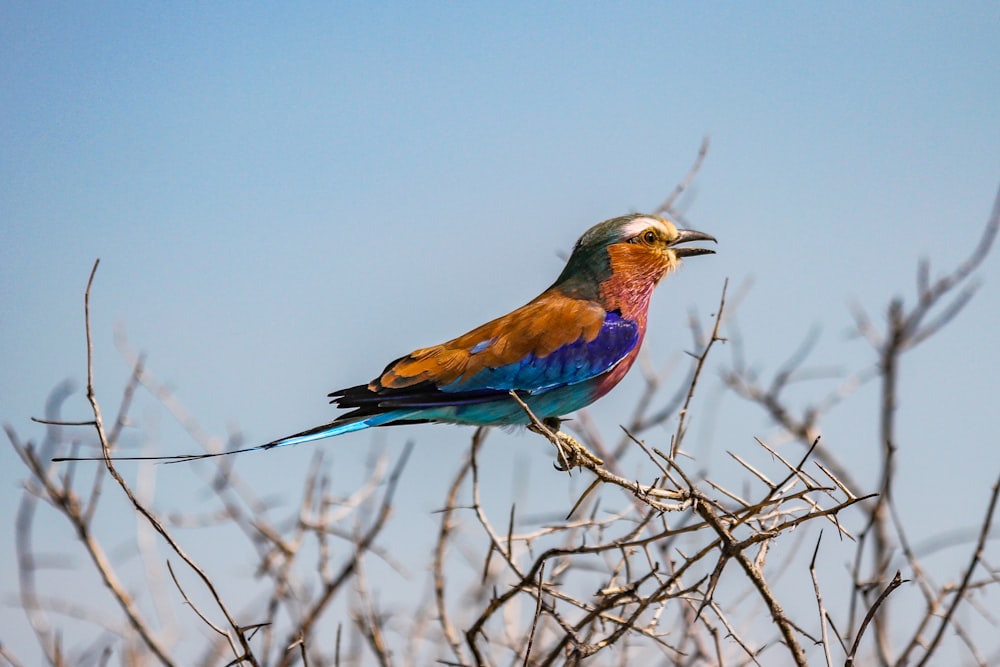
(554, 214), (716, 311)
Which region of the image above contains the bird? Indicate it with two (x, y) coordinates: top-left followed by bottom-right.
(56, 213), (714, 465)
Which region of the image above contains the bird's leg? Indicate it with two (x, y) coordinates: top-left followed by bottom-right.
(507, 391), (604, 470)
(529, 417), (604, 470)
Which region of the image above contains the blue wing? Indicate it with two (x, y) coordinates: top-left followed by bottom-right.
(266, 311), (640, 448)
(333, 310), (639, 413)
(441, 311), (639, 393)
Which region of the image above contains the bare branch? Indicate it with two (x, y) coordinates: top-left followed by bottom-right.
(653, 135), (710, 216)
(846, 571), (906, 666)
(915, 475), (1000, 667)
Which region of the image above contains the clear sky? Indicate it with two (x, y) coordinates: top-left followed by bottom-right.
(2, 3), (998, 663)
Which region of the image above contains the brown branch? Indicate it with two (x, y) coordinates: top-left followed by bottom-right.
(522, 561), (546, 666)
(809, 533), (834, 667)
(9, 425), (177, 666)
(509, 391), (691, 513)
(352, 555), (393, 667)
(846, 571), (906, 667)
(670, 279), (728, 459)
(433, 431), (477, 666)
(274, 441), (412, 667)
(80, 260), (257, 666)
(914, 475), (1000, 667)
(693, 491), (808, 667)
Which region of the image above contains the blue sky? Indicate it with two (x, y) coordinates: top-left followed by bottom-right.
(2, 3), (998, 663)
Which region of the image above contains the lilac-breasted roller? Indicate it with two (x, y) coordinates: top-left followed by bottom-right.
(261, 213), (715, 453)
(57, 214), (714, 464)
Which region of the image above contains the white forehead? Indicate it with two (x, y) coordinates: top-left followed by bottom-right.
(620, 216), (671, 238)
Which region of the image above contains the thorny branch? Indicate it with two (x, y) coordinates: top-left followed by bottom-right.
(7, 260), (413, 666)
(6, 165), (998, 667)
(723, 184), (1000, 667)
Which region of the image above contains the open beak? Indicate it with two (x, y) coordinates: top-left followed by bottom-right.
(670, 229), (717, 258)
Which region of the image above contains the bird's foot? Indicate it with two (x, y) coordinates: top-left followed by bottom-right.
(530, 417), (604, 471)
(553, 430), (604, 470)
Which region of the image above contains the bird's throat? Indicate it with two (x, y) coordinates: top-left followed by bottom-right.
(599, 244), (672, 321)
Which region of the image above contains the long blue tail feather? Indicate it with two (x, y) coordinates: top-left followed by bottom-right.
(260, 410), (416, 449)
(51, 409), (420, 463)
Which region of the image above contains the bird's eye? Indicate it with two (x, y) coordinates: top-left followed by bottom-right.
(642, 230), (657, 245)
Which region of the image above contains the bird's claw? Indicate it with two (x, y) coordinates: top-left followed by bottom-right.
(530, 418), (604, 471)
(553, 431), (605, 471)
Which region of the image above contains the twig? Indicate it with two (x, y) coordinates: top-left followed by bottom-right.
(654, 135), (710, 216)
(509, 391), (691, 513)
(80, 260), (257, 666)
(274, 441), (412, 667)
(165, 560), (232, 642)
(433, 432), (476, 666)
(914, 476), (1000, 667)
(846, 571), (906, 666)
(670, 279), (727, 459)
(523, 561), (546, 666)
(809, 533), (834, 667)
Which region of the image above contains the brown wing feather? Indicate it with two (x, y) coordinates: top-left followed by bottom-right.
(374, 289), (607, 391)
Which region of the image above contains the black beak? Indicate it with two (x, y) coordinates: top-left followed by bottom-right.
(671, 229), (717, 258)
